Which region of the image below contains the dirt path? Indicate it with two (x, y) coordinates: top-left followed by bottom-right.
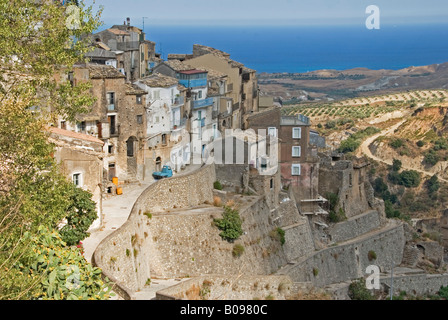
(357, 113), (448, 183)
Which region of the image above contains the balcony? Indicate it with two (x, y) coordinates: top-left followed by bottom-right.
(173, 95), (184, 106)
(192, 97), (214, 110)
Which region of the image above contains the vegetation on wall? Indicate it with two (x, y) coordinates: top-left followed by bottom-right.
(213, 206), (243, 242)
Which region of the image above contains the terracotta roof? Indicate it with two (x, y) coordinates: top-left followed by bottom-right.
(192, 44), (248, 70)
(86, 64), (126, 79)
(164, 59), (196, 72)
(138, 73), (178, 88)
(125, 83), (147, 95)
(48, 127), (104, 145)
(107, 28), (130, 36)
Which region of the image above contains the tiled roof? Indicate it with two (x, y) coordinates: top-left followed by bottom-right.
(164, 59), (196, 72)
(107, 28), (130, 36)
(48, 127), (104, 145)
(192, 44), (250, 70)
(125, 83), (147, 95)
(86, 64), (126, 79)
(138, 73), (178, 88)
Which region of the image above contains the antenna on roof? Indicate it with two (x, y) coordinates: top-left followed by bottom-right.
(142, 17), (148, 35)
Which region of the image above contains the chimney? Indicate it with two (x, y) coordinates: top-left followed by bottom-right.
(127, 17), (130, 26)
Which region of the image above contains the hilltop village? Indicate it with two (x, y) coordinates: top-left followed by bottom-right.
(53, 19), (448, 300)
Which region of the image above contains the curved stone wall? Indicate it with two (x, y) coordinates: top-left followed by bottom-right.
(92, 164), (216, 298)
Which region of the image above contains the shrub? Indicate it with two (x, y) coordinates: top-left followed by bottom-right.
(22, 226), (113, 300)
(270, 227), (286, 245)
(213, 181), (223, 190)
(424, 150), (440, 166)
(389, 138), (404, 149)
(329, 208), (347, 223)
(348, 278), (374, 300)
(416, 140), (425, 147)
(399, 170), (421, 188)
(438, 286), (448, 299)
(368, 250), (377, 261)
(59, 185), (98, 246)
(426, 175), (440, 195)
(391, 159), (402, 172)
(232, 244), (245, 257)
(214, 206), (243, 242)
(313, 268), (319, 277)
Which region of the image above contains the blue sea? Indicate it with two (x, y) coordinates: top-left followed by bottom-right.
(143, 24), (448, 73)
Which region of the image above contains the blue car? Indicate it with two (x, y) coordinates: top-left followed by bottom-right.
(152, 165), (173, 179)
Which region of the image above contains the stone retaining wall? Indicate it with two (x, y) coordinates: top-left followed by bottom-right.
(92, 165), (216, 296)
(329, 210), (381, 243)
(278, 222), (406, 287)
(156, 275), (293, 300)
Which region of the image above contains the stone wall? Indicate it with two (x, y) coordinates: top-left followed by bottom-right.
(381, 273), (448, 297)
(133, 164), (216, 213)
(92, 164), (216, 297)
(318, 159), (373, 219)
(146, 195), (291, 279)
(278, 221), (406, 287)
(328, 210), (381, 243)
(156, 275), (293, 300)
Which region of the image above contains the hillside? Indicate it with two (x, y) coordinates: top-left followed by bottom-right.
(259, 62), (448, 102)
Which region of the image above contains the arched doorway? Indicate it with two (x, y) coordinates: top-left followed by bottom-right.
(155, 156), (162, 172)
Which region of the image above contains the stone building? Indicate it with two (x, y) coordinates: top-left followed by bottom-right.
(88, 18), (159, 81)
(58, 63), (150, 184)
(184, 44), (259, 130)
(48, 127), (105, 230)
(134, 73), (190, 174)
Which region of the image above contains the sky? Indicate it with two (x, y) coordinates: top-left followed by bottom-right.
(84, 0), (448, 28)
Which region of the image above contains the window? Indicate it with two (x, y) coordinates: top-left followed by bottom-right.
(107, 92), (115, 111)
(268, 127), (277, 137)
(60, 121), (66, 130)
(108, 115), (116, 135)
(108, 144), (113, 154)
(198, 90), (202, 99)
(153, 90), (160, 100)
(137, 115), (143, 124)
(77, 121), (86, 133)
(292, 146), (301, 157)
(291, 164), (301, 176)
(72, 173), (82, 187)
(136, 95), (142, 104)
(270, 178), (274, 189)
(293, 127), (302, 139)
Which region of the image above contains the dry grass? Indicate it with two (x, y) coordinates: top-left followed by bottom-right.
(213, 196), (222, 207)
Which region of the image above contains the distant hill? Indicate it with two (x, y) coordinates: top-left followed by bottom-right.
(258, 62), (448, 103)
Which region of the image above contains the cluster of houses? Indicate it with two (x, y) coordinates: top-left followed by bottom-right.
(50, 19), (326, 229)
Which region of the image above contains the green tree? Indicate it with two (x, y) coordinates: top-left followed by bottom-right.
(0, 0), (103, 299)
(59, 185), (98, 246)
(391, 159), (402, 172)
